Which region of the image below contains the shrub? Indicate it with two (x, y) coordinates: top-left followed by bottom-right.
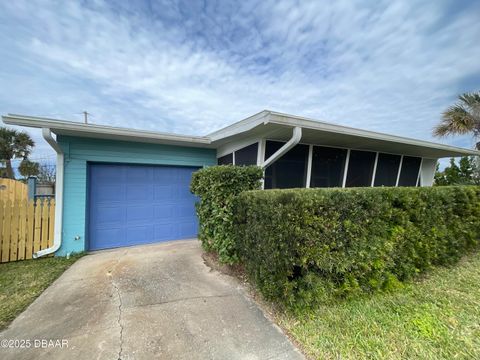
(190, 165), (263, 264)
(234, 186), (480, 309)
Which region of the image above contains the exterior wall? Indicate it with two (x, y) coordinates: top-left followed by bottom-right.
(57, 135), (216, 256)
(420, 158), (437, 186)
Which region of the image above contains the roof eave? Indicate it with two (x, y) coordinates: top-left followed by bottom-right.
(267, 112), (480, 157)
(2, 114), (212, 148)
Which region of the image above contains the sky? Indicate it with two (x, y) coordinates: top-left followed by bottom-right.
(0, 0), (479, 168)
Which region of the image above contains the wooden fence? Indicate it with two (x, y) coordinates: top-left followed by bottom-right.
(0, 178), (28, 201)
(0, 198), (55, 263)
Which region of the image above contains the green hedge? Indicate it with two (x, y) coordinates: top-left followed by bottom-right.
(234, 186), (480, 308)
(190, 165), (263, 264)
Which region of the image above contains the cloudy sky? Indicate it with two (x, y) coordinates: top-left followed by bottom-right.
(0, 0), (479, 166)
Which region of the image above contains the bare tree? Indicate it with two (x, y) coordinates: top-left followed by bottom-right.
(37, 164), (56, 184)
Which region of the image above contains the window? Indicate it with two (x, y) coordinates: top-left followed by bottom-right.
(264, 141), (309, 189)
(217, 153), (233, 165)
(374, 153), (401, 187)
(398, 156), (421, 186)
(345, 150), (376, 187)
(234, 143), (258, 166)
(310, 146), (347, 187)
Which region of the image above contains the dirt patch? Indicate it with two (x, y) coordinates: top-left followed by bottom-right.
(202, 252), (246, 278)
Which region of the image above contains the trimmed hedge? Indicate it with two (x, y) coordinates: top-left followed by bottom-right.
(190, 165), (263, 264)
(234, 186), (480, 308)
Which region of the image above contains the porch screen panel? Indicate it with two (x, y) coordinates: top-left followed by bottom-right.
(217, 153), (233, 165)
(310, 146), (347, 187)
(235, 143), (258, 166)
(345, 150), (376, 187)
(398, 156), (421, 186)
(264, 141), (309, 189)
(374, 153), (401, 187)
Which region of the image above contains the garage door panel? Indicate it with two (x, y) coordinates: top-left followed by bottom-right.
(153, 204), (176, 219)
(95, 165), (126, 182)
(88, 163), (199, 250)
(96, 206), (126, 225)
(154, 224), (175, 240)
(176, 204), (196, 217)
(126, 225), (154, 244)
(154, 185), (175, 200)
(126, 205), (154, 222)
(153, 167), (176, 181)
(126, 185), (154, 201)
(177, 221), (198, 238)
(93, 228), (126, 248)
(126, 166), (152, 181)
(95, 184), (125, 201)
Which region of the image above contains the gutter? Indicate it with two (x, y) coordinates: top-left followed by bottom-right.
(33, 128), (63, 258)
(262, 126), (302, 169)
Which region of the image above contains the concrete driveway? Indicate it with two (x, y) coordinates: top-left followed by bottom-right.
(0, 240), (303, 360)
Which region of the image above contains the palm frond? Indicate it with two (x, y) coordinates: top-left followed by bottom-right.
(459, 92), (480, 107)
(433, 105), (476, 137)
(459, 91), (480, 123)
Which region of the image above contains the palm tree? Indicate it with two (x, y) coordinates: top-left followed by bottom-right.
(0, 127), (35, 179)
(433, 92), (480, 149)
(18, 159), (40, 179)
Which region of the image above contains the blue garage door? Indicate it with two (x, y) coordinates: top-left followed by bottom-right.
(88, 163), (199, 250)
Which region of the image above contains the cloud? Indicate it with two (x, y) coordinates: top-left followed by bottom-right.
(0, 0), (479, 162)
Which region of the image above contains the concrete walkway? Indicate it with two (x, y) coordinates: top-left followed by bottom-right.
(0, 240), (303, 360)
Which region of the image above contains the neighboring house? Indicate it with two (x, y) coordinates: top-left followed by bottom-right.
(26, 177), (55, 200)
(3, 110), (479, 257)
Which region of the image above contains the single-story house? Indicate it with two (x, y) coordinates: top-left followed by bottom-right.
(3, 110), (479, 257)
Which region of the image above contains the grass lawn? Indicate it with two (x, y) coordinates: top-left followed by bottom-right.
(0, 255), (81, 330)
(278, 252), (480, 360)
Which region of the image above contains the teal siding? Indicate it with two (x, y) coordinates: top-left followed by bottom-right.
(56, 135), (216, 256)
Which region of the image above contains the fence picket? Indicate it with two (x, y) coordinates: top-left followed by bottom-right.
(2, 200), (13, 262)
(10, 202), (20, 261)
(33, 199), (42, 254)
(0, 201), (4, 261)
(41, 200), (49, 250)
(48, 200), (55, 248)
(16, 201), (27, 260)
(26, 200), (35, 259)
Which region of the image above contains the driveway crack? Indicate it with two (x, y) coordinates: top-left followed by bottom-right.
(112, 278), (124, 360)
(134, 293), (235, 308)
(107, 252), (127, 360)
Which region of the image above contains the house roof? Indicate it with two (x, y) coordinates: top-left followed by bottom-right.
(3, 111), (479, 158)
(2, 114), (211, 148)
(210, 110), (480, 158)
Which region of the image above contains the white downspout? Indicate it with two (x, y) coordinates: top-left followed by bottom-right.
(261, 127), (302, 169)
(33, 128), (63, 258)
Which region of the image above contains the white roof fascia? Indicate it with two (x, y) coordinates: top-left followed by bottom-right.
(267, 111), (480, 157)
(207, 110), (270, 141)
(2, 114), (211, 146)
